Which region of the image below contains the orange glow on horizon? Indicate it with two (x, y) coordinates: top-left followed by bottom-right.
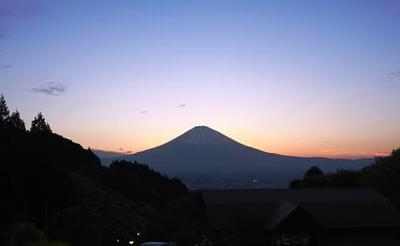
(56, 120), (397, 161)
(76, 131), (392, 160)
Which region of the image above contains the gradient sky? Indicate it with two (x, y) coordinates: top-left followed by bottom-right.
(1, 0), (400, 158)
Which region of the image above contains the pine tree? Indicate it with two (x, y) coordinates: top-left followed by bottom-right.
(8, 110), (26, 131)
(302, 166), (326, 188)
(0, 94), (10, 128)
(30, 112), (52, 134)
(304, 166), (324, 178)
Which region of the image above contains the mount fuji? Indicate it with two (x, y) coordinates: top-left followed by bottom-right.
(104, 126), (372, 188)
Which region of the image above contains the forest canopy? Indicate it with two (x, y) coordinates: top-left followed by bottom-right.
(0, 95), (202, 246)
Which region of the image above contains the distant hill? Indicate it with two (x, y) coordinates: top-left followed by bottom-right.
(110, 126), (373, 187)
(92, 149), (130, 164)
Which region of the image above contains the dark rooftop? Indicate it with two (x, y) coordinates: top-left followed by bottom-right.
(201, 189), (400, 230)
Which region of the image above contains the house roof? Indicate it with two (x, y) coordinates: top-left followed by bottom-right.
(265, 201), (301, 230)
(201, 189), (400, 230)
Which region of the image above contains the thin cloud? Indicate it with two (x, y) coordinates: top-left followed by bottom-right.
(0, 64), (11, 69)
(0, 0), (42, 39)
(387, 70), (400, 88)
(32, 81), (66, 96)
(0, 0), (41, 19)
(178, 104), (187, 108)
(140, 110), (148, 114)
(389, 70), (400, 77)
(118, 147), (132, 154)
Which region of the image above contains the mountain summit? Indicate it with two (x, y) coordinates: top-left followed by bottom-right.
(112, 126), (372, 186)
(169, 126), (238, 145)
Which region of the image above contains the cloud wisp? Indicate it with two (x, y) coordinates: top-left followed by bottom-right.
(31, 81), (66, 96)
(118, 148), (133, 154)
(0, 64), (12, 69)
(0, 0), (41, 19)
(389, 70), (400, 77)
(0, 0), (42, 39)
(178, 104), (187, 108)
(387, 70), (400, 88)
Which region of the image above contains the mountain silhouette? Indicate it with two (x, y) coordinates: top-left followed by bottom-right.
(108, 126), (372, 183)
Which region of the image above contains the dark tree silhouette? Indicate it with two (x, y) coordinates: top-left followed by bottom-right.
(0, 94), (10, 128)
(290, 166), (327, 188)
(304, 166), (324, 178)
(5, 222), (68, 246)
(328, 169), (360, 188)
(0, 96), (199, 246)
(302, 166), (326, 188)
(289, 179), (303, 189)
(290, 149), (400, 209)
(7, 110), (26, 131)
(361, 148), (400, 206)
(30, 112), (52, 134)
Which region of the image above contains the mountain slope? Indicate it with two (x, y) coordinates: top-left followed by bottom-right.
(114, 126), (373, 180)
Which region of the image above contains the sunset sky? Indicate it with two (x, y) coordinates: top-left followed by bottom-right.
(1, 0), (399, 158)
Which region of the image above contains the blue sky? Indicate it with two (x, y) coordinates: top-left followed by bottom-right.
(1, 0), (399, 157)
